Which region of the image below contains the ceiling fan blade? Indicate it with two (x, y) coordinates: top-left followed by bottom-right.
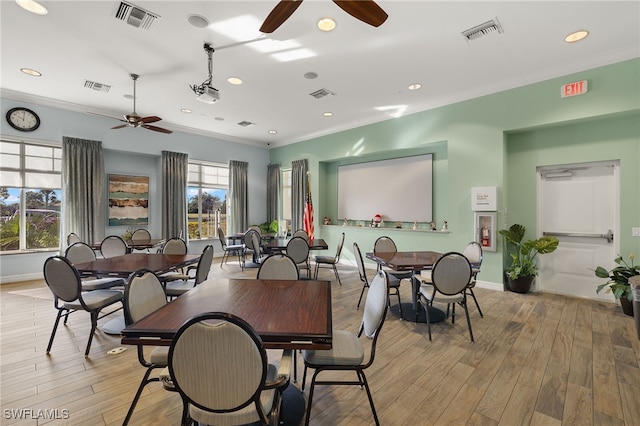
(333, 0), (388, 27)
(142, 124), (173, 134)
(112, 124), (128, 130)
(260, 0), (303, 33)
(139, 116), (162, 124)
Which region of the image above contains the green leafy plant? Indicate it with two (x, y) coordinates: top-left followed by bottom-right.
(498, 224), (559, 279)
(594, 253), (638, 302)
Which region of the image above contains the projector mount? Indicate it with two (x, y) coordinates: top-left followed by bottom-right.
(190, 43), (218, 96)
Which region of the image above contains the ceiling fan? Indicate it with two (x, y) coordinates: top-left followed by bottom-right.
(110, 73), (172, 134)
(260, 0), (388, 33)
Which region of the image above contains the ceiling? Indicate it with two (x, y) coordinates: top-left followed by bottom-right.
(1, 1), (639, 148)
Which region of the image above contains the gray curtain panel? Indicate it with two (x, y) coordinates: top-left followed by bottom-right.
(291, 159), (308, 233)
(267, 163), (280, 224)
(62, 136), (106, 246)
(229, 160), (248, 234)
(161, 151), (188, 241)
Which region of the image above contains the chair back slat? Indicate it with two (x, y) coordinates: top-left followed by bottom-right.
(124, 270), (167, 324)
(373, 236), (397, 255)
(362, 270), (389, 338)
(286, 236), (309, 264)
(195, 245), (214, 285)
(431, 252), (472, 295)
(65, 242), (96, 264)
(257, 254), (299, 280)
(44, 256), (82, 302)
(353, 242), (368, 284)
(101, 235), (128, 258)
(162, 237), (187, 255)
(463, 241), (483, 266)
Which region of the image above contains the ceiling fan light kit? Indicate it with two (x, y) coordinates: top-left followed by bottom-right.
(191, 43), (220, 104)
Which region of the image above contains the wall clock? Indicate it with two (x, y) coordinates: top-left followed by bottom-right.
(6, 107), (40, 132)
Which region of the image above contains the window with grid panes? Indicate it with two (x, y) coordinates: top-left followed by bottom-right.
(187, 161), (228, 240)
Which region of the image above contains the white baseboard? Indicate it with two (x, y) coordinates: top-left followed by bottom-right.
(0, 273), (44, 285)
(475, 280), (504, 292)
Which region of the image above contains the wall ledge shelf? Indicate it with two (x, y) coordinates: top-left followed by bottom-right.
(321, 224), (449, 234)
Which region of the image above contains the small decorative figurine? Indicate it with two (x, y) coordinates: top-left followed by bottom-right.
(323, 217), (332, 225)
(413, 220), (417, 231)
(441, 221), (448, 231)
(343, 218), (348, 226)
(429, 221), (437, 231)
(396, 221), (403, 229)
(372, 214), (382, 228)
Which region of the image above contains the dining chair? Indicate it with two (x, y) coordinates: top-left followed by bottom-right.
(218, 227), (245, 269)
(292, 229), (309, 241)
(122, 269), (169, 425)
(244, 229), (264, 265)
(462, 241), (484, 317)
(130, 228), (152, 252)
(257, 253), (300, 280)
(166, 312), (291, 426)
(301, 270), (389, 426)
(286, 236), (310, 279)
(43, 256), (123, 356)
(164, 244), (214, 299)
(417, 252), (474, 342)
(66, 232), (81, 246)
(373, 236), (413, 280)
(354, 242), (403, 318)
(314, 232), (345, 285)
(64, 242), (125, 290)
(157, 237), (190, 283)
(100, 235), (128, 258)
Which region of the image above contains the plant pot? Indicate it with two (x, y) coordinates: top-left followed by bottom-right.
(506, 275), (536, 294)
(620, 297), (634, 316)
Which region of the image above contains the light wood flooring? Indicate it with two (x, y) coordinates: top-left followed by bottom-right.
(1, 259), (639, 425)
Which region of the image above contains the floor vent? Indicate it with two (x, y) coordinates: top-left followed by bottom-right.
(113, 1), (159, 30)
(237, 121), (254, 127)
(309, 88), (336, 99)
(462, 19), (503, 41)
(84, 80), (111, 93)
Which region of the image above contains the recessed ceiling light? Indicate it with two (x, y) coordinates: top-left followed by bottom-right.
(15, 0), (48, 15)
(323, 112), (333, 117)
(187, 14), (209, 28)
(408, 83), (422, 90)
(180, 108), (192, 114)
(268, 130), (277, 134)
(565, 30), (589, 43)
(317, 18), (336, 32)
(227, 77), (242, 85)
(20, 67), (41, 76)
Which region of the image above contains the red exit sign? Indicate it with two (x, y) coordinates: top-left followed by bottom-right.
(561, 80), (588, 98)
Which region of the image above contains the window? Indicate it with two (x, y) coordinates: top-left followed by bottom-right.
(281, 168), (292, 232)
(187, 161), (228, 240)
(0, 140), (62, 253)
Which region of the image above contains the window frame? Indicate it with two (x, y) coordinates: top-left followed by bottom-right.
(187, 160), (228, 240)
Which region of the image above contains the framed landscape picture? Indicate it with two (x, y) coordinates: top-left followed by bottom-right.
(108, 174), (149, 226)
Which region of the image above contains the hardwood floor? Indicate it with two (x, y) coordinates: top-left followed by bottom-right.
(1, 260), (639, 425)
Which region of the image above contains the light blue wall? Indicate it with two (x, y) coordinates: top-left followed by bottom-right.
(0, 98), (269, 282)
(269, 59), (640, 287)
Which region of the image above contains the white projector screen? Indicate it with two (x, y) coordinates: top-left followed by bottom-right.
(337, 154), (433, 222)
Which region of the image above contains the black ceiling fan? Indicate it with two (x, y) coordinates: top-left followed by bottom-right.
(260, 0), (388, 33)
(110, 73), (172, 134)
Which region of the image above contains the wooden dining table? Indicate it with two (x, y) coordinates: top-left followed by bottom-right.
(74, 253), (200, 279)
(121, 277), (333, 350)
(266, 238), (329, 251)
(90, 238), (166, 253)
(366, 250), (445, 323)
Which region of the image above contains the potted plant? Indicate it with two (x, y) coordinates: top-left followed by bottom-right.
(594, 253), (639, 316)
(498, 224), (559, 293)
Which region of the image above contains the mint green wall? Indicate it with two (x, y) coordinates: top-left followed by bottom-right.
(269, 59), (640, 286)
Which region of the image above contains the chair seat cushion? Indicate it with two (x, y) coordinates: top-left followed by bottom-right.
(314, 255), (336, 264)
(303, 330), (364, 366)
(225, 244), (244, 251)
(81, 277), (124, 291)
(63, 290), (122, 311)
(387, 275), (402, 289)
(165, 281), (195, 296)
(150, 346), (169, 365)
(418, 284), (463, 303)
(188, 363), (279, 426)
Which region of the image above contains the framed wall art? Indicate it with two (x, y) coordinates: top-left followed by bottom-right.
(108, 174), (149, 226)
(475, 212), (497, 252)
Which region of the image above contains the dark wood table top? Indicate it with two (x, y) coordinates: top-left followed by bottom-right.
(267, 238), (329, 250)
(90, 238), (165, 251)
(121, 278), (333, 350)
(75, 253), (200, 278)
(366, 250), (442, 271)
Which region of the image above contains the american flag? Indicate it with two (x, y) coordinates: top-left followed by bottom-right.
(303, 172), (314, 239)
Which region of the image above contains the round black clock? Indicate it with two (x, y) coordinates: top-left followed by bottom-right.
(6, 107), (40, 132)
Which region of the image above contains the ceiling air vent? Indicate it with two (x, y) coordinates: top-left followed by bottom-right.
(237, 121), (254, 127)
(83, 80), (111, 93)
(309, 88), (336, 99)
(113, 1), (159, 30)
(462, 19), (503, 41)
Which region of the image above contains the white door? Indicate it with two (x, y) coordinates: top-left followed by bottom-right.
(536, 161), (619, 301)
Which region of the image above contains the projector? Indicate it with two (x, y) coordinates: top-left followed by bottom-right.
(196, 86), (220, 104)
